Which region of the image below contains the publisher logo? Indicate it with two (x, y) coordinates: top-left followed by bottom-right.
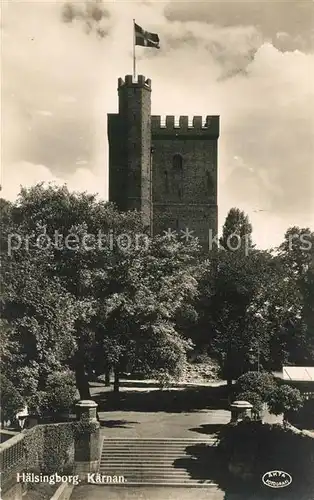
(262, 470), (292, 488)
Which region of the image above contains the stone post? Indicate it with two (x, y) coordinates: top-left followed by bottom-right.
(230, 401), (253, 423)
(74, 400), (100, 479)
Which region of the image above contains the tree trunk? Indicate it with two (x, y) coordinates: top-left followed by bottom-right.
(113, 368), (120, 393)
(105, 368), (111, 386)
(227, 377), (233, 393)
(74, 351), (91, 400)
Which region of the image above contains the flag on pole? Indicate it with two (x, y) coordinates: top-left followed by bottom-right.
(134, 23), (160, 49)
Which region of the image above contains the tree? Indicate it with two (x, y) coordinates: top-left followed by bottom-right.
(0, 374), (25, 426)
(92, 234), (201, 392)
(1, 184), (139, 398)
(198, 234), (312, 388)
(1, 245), (84, 405)
(1, 183), (202, 398)
(207, 249), (277, 387)
(220, 207), (253, 252)
(277, 227), (314, 365)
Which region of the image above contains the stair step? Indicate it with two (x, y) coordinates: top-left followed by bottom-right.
(99, 468), (193, 472)
(98, 475), (212, 480)
(101, 440), (217, 443)
(101, 452), (204, 455)
(97, 482), (217, 487)
(99, 438), (218, 487)
(101, 447), (214, 450)
(101, 444), (216, 450)
(102, 440), (216, 443)
(98, 470), (204, 474)
(100, 460), (197, 464)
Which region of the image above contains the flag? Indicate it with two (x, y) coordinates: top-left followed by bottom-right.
(134, 23), (160, 49)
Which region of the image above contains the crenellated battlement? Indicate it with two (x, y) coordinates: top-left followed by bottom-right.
(118, 75), (151, 90)
(151, 115), (219, 138)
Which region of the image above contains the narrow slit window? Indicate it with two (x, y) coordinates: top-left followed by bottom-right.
(164, 170), (169, 192)
(173, 154), (183, 170)
(172, 154), (183, 200)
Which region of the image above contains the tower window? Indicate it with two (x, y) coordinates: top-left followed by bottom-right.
(206, 171), (213, 192)
(172, 154), (183, 200)
(172, 153), (183, 170)
(164, 170), (169, 193)
(206, 171), (210, 189)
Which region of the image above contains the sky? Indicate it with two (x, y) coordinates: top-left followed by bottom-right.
(2, 0), (314, 249)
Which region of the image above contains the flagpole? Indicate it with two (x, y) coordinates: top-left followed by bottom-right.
(133, 19), (136, 79)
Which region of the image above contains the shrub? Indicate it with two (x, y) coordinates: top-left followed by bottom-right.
(24, 423), (75, 474)
(26, 370), (77, 417)
(235, 390), (264, 414)
(235, 371), (276, 400)
(45, 370), (77, 415)
(267, 385), (304, 417)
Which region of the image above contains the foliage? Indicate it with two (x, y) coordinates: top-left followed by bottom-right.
(2, 184), (312, 404)
(1, 184), (201, 398)
(27, 391), (49, 417)
(233, 371), (304, 418)
(233, 371), (277, 413)
(1, 209), (84, 400)
(200, 249), (283, 383)
(96, 234), (200, 389)
(45, 371), (77, 414)
(277, 227), (314, 365)
(267, 385), (304, 417)
(0, 374), (25, 424)
(235, 371), (276, 399)
(24, 423), (75, 474)
(235, 391), (264, 414)
(25, 370), (77, 416)
(217, 421), (314, 496)
(219, 207), (253, 252)
(74, 417), (99, 436)
(198, 219), (314, 386)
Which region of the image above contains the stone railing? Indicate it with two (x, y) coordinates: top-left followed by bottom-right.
(0, 432), (26, 493)
(0, 401), (100, 499)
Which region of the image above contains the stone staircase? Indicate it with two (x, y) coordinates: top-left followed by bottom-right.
(99, 437), (219, 486)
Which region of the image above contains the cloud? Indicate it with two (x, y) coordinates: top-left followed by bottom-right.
(61, 1), (111, 39)
(164, 0), (314, 52)
(1, 161), (106, 202)
(2, 0), (313, 249)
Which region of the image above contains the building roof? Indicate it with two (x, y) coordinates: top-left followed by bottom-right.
(282, 366), (314, 381)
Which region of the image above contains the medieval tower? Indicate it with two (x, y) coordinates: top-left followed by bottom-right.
(108, 75), (219, 248)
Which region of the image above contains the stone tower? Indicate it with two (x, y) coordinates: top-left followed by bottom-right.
(108, 75), (152, 232)
(108, 75), (219, 248)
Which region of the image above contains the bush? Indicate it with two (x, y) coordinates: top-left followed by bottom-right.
(45, 370), (77, 415)
(267, 385), (304, 417)
(235, 371), (276, 400)
(26, 370), (77, 417)
(0, 374), (25, 424)
(235, 390), (264, 414)
(234, 372), (304, 419)
(24, 423), (75, 474)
